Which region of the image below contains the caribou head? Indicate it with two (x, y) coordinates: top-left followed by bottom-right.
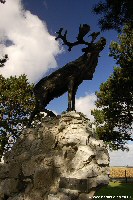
(55, 24), (106, 55)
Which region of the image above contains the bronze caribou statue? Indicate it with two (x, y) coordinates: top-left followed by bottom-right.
(28, 24), (106, 126)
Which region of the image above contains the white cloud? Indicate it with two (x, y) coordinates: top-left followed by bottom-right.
(0, 0), (61, 83)
(75, 93), (97, 121)
(109, 143), (133, 166)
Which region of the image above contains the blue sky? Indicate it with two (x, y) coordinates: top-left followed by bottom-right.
(0, 0), (132, 166)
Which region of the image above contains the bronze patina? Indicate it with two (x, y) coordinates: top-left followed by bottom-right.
(28, 24), (106, 125)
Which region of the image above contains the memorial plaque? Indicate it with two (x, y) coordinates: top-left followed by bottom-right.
(59, 177), (87, 193)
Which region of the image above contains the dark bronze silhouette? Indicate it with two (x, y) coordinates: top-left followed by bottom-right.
(28, 24), (106, 125)
(0, 54), (8, 67)
(0, 0), (6, 4)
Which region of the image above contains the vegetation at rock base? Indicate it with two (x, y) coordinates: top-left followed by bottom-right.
(95, 182), (133, 198)
(0, 74), (35, 159)
(93, 0), (133, 32)
(92, 24), (133, 151)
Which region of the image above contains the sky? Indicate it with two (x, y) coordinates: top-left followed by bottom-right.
(0, 0), (132, 166)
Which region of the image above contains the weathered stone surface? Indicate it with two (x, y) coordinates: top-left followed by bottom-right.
(0, 179), (19, 196)
(96, 150), (109, 165)
(8, 190), (45, 200)
(22, 154), (53, 176)
(71, 146), (95, 170)
(0, 163), (9, 179)
(58, 188), (79, 200)
(89, 137), (105, 147)
(71, 163), (100, 179)
(79, 191), (96, 200)
(96, 174), (109, 185)
(8, 163), (21, 178)
(48, 193), (70, 200)
(34, 167), (53, 189)
(0, 112), (109, 200)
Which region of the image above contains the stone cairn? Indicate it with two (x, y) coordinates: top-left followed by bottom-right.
(0, 111), (110, 200)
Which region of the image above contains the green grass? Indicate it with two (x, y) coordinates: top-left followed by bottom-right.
(94, 182), (133, 200)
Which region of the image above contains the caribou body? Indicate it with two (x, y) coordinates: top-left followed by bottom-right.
(28, 25), (106, 125)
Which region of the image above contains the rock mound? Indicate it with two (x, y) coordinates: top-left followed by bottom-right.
(0, 111), (109, 200)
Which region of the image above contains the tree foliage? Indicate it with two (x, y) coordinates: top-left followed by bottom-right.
(93, 0), (133, 31)
(0, 74), (35, 158)
(92, 24), (133, 151)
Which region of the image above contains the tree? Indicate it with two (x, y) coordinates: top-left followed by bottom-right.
(93, 0), (133, 32)
(0, 74), (35, 159)
(92, 24), (133, 151)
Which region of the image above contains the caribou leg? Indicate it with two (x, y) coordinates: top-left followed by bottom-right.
(28, 99), (40, 127)
(28, 92), (51, 127)
(67, 78), (74, 111)
(72, 86), (77, 111)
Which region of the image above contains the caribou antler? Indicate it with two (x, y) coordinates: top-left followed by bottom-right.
(55, 28), (73, 51)
(55, 24), (90, 51)
(77, 24), (90, 41)
(55, 24), (99, 51)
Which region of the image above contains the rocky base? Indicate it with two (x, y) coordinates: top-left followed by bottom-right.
(0, 111), (110, 200)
